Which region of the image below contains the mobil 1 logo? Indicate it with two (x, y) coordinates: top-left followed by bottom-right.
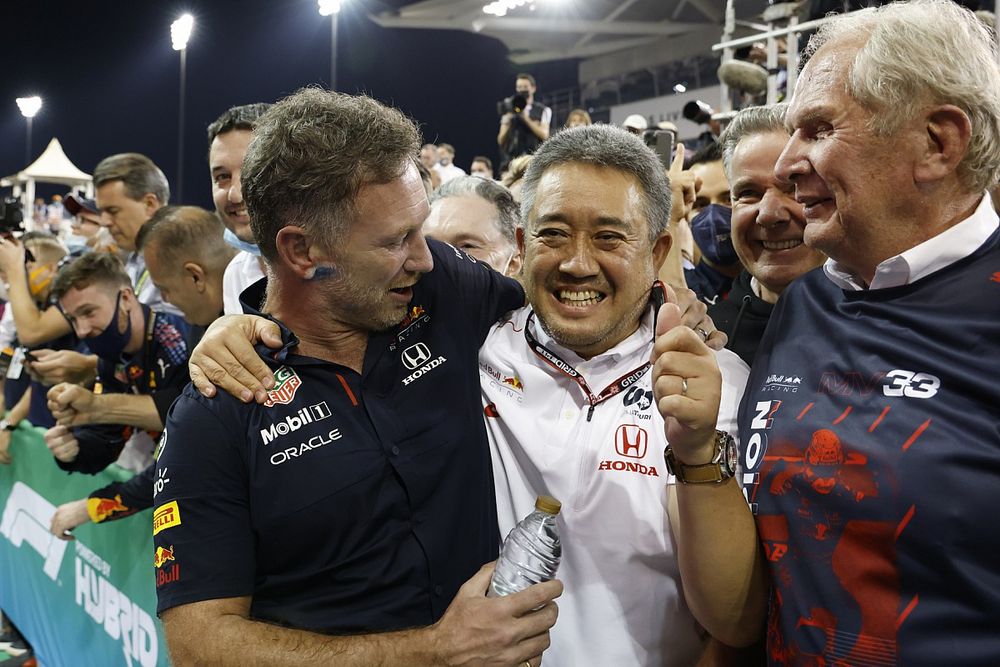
(260, 402), (332, 445)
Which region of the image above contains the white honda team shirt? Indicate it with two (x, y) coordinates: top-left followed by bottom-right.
(223, 251), (266, 315)
(480, 306), (748, 666)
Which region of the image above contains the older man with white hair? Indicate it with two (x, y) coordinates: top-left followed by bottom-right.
(666, 0), (1000, 664)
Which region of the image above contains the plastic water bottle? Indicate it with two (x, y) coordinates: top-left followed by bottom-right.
(488, 495), (562, 597)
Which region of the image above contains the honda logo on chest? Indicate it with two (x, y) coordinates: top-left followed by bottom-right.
(615, 424), (648, 459)
(401, 342), (432, 369)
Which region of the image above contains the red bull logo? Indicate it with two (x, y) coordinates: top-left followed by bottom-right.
(87, 495), (129, 523)
(501, 375), (524, 391)
(156, 563), (180, 588)
(154, 545), (175, 568)
(399, 305), (427, 329)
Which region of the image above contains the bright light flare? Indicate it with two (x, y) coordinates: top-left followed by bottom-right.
(318, 0), (342, 16)
(16, 96), (42, 118)
(171, 14), (194, 50)
(673, 83), (687, 93)
(484, 0), (564, 14)
(483, 0), (529, 16)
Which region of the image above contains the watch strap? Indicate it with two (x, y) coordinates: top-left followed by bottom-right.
(665, 431), (735, 484)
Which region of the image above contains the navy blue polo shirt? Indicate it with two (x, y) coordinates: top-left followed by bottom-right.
(59, 307), (192, 474)
(154, 239), (524, 633)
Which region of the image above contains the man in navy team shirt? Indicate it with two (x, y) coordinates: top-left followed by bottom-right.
(152, 88), (561, 667)
(649, 1), (1000, 664)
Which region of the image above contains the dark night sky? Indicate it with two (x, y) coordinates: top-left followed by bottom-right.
(0, 0), (578, 209)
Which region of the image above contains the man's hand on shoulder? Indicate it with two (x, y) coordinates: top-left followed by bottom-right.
(189, 314), (283, 403)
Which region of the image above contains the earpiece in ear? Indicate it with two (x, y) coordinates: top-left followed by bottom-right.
(306, 265), (337, 280)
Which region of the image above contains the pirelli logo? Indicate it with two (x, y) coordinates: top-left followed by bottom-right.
(153, 501), (181, 536)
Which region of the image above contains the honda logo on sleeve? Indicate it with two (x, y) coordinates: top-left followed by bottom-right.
(401, 343), (432, 369)
(615, 424), (648, 458)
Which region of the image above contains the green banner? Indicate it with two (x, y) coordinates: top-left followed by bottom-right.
(0, 424), (168, 666)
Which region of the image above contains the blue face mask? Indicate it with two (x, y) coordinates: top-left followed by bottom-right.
(83, 291), (133, 360)
(223, 228), (261, 257)
(691, 204), (738, 267)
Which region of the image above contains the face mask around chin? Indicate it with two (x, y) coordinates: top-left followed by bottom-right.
(223, 228), (262, 257)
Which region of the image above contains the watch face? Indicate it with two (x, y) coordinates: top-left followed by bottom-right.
(722, 434), (738, 475)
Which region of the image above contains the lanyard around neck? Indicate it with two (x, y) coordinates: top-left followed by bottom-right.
(522, 282), (665, 422)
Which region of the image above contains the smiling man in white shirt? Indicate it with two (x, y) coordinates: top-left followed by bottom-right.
(206, 103), (272, 314)
(482, 124), (766, 665)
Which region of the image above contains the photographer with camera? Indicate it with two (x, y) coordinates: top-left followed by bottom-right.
(497, 73), (551, 172)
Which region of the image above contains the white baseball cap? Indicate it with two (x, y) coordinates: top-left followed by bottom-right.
(623, 114), (648, 131)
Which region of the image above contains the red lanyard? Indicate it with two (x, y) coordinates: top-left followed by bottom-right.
(522, 281), (667, 422)
(524, 311), (651, 422)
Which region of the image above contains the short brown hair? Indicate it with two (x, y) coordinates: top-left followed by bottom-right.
(242, 88), (422, 262)
(516, 73), (537, 88)
(52, 252), (131, 300)
(137, 206), (235, 275)
(92, 153), (170, 204)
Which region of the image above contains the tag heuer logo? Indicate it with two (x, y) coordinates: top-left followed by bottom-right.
(264, 366), (303, 407)
(401, 343), (432, 370)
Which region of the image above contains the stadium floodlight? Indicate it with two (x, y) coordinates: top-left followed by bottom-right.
(171, 14), (195, 201)
(171, 14), (195, 50)
(15, 96), (42, 118)
(318, 0), (342, 16)
(16, 96), (42, 164)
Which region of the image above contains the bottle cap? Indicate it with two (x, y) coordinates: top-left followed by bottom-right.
(535, 495), (561, 514)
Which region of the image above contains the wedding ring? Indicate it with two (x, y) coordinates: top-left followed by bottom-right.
(696, 326), (710, 342)
(681, 377), (689, 397)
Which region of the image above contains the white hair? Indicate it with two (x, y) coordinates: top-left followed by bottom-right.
(804, 0), (1000, 191)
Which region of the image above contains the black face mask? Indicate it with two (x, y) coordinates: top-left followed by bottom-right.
(82, 291), (133, 359)
(691, 204), (739, 267)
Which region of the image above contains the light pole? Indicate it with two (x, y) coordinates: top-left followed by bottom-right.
(15, 96), (42, 165)
(318, 0), (343, 91)
(171, 14), (194, 203)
